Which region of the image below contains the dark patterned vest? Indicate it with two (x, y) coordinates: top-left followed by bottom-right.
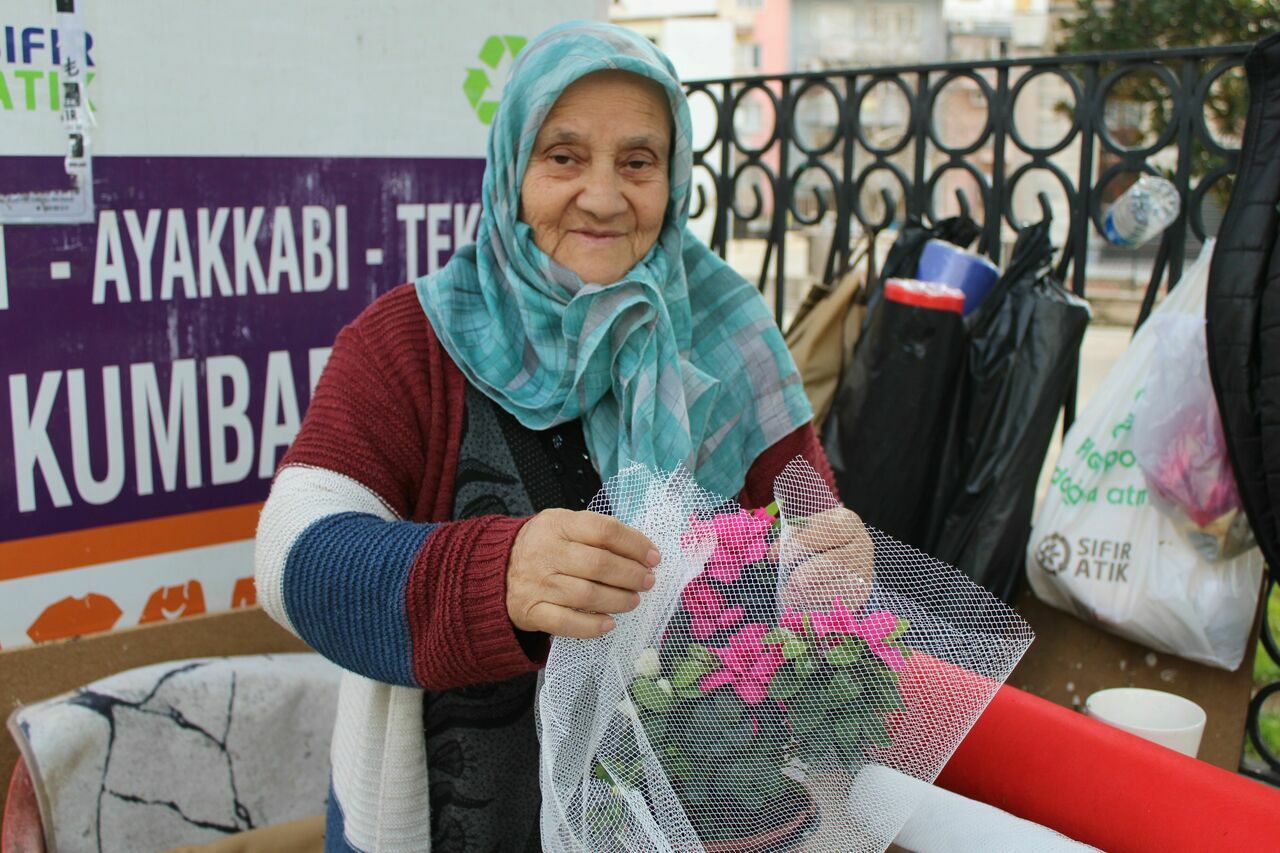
(425, 384), (602, 852)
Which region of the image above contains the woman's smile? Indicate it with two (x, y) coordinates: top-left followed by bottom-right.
(570, 228), (624, 245)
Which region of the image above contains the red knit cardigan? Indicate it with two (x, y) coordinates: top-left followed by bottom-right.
(276, 283), (836, 690)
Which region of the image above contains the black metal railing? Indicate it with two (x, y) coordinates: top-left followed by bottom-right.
(684, 43), (1278, 785)
(1248, 578), (1280, 782)
(684, 44), (1248, 331)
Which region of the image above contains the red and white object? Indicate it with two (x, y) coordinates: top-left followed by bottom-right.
(884, 278), (966, 314)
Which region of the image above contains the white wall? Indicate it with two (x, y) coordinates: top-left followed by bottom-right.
(660, 18), (735, 80)
(1, 0), (601, 158)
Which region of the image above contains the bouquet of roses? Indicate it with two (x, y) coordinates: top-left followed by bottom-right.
(539, 461), (1033, 853)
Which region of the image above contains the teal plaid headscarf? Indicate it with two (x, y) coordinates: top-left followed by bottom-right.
(416, 21), (812, 497)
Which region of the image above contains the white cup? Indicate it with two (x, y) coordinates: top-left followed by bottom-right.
(1084, 687), (1207, 758)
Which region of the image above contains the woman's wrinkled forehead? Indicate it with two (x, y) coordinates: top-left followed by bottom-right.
(533, 70), (673, 151)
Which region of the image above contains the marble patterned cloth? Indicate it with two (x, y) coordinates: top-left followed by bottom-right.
(7, 653), (342, 853)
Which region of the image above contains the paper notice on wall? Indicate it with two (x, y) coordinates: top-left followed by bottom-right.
(0, 0), (95, 224)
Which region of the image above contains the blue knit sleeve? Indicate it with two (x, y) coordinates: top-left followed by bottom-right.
(281, 512), (435, 687)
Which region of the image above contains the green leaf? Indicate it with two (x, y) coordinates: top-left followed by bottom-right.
(874, 682), (905, 714)
(672, 659), (706, 687)
(596, 756), (639, 788)
(826, 667), (862, 703)
(864, 717), (893, 748)
(831, 713), (862, 747)
(788, 696), (825, 735)
(762, 628), (809, 661)
(677, 706), (752, 768)
(662, 744), (693, 780)
(762, 628), (790, 645)
(721, 755), (784, 814)
(795, 653), (817, 678)
(689, 691), (743, 732)
(672, 657), (713, 698)
(767, 664), (804, 700)
(782, 634), (809, 660)
(587, 799), (624, 830)
(887, 617), (910, 641)
(639, 709), (670, 742)
(825, 638), (864, 666)
(689, 644), (715, 664)
(632, 677), (673, 714)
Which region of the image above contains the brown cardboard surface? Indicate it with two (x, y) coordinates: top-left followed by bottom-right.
(0, 607), (309, 812)
(1010, 587), (1259, 771)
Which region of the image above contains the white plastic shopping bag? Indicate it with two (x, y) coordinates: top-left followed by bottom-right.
(1131, 311), (1256, 561)
(1026, 240), (1264, 670)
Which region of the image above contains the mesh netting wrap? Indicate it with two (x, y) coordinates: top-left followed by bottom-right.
(538, 459), (1036, 852)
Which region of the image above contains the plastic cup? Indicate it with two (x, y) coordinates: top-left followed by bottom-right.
(915, 239), (1000, 316)
(1084, 687), (1206, 758)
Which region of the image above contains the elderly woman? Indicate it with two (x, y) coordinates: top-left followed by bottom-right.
(255, 21), (846, 852)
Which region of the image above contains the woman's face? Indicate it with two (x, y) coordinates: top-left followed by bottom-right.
(520, 70), (672, 286)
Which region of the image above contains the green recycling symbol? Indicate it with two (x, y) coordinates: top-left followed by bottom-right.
(463, 35), (528, 125)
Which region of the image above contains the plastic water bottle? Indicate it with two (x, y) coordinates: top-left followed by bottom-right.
(1102, 174), (1181, 247)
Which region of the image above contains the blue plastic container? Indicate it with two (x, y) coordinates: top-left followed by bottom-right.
(915, 239), (1000, 316)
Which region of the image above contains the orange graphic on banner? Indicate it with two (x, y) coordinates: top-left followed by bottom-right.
(231, 576), (257, 608)
(0, 503), (262, 582)
(27, 594), (124, 643)
(138, 581), (207, 624)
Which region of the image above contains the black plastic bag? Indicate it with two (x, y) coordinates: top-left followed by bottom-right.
(823, 216), (979, 550)
(823, 218), (1090, 601)
(823, 281), (967, 548)
(928, 221), (1091, 600)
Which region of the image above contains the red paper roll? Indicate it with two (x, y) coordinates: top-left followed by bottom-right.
(938, 685), (1280, 851)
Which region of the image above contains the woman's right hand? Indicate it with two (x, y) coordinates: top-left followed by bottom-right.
(506, 509), (661, 638)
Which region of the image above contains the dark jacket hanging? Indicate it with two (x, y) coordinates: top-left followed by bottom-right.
(1206, 31), (1280, 582)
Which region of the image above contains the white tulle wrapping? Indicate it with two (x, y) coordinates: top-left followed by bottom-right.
(538, 460), (1039, 852)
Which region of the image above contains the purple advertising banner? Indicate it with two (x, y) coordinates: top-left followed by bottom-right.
(2, 155), (485, 545)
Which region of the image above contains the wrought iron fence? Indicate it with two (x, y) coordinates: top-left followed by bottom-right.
(684, 42), (1278, 784)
